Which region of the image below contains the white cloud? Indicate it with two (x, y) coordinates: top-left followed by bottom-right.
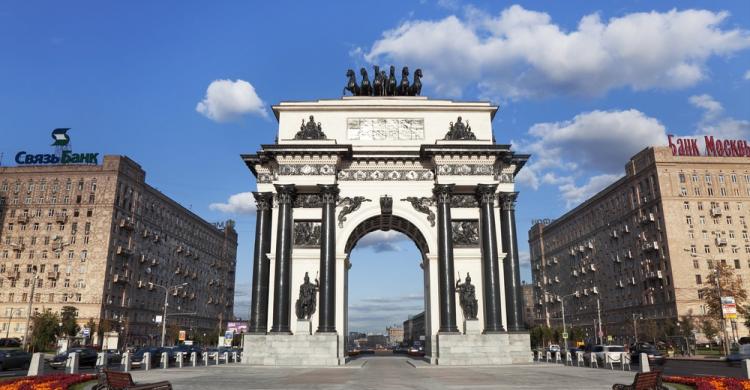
(516, 109), (666, 207)
(689, 94), (724, 121)
(744, 70), (750, 80)
(209, 192), (256, 215)
(354, 230), (410, 253)
(349, 294), (424, 332)
(364, 5), (750, 99)
(690, 94), (750, 140)
(196, 79), (267, 122)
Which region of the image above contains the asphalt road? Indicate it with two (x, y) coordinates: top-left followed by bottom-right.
(659, 359), (742, 378)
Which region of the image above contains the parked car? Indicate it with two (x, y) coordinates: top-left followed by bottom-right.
(727, 344), (750, 366)
(586, 345), (626, 365)
(49, 347), (98, 369)
(131, 347), (164, 368)
(547, 344), (561, 353)
(102, 349), (122, 365)
(0, 338), (21, 349)
(630, 343), (665, 366)
(0, 350), (31, 370)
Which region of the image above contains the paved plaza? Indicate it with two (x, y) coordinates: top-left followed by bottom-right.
(128, 357), (636, 389)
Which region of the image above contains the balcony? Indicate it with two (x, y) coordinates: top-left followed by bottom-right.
(54, 214), (67, 224)
(16, 215), (29, 224)
(711, 207), (722, 217)
(113, 273), (129, 284)
(137, 280), (145, 289)
(640, 213), (655, 224)
(622, 225), (630, 234)
(592, 286), (599, 294)
(625, 250), (633, 259)
(119, 219), (134, 231)
(46, 271), (59, 280)
(139, 254), (147, 263)
(142, 229), (150, 238)
(611, 230), (619, 239)
(551, 257), (558, 264)
(116, 246), (132, 257)
(642, 241), (659, 252)
(647, 270), (664, 280)
(5, 271), (20, 280)
(613, 255), (622, 263)
(716, 237), (728, 246)
(617, 280), (624, 288)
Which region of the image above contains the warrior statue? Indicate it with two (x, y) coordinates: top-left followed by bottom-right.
(295, 272), (319, 320)
(444, 116), (476, 140)
(456, 273), (478, 320)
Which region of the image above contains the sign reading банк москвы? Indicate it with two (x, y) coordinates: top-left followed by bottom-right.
(668, 134), (750, 158)
(14, 128), (99, 165)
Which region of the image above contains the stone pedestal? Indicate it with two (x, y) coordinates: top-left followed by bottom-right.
(28, 353), (45, 376)
(65, 352), (79, 374)
(242, 333), (338, 366)
(121, 352), (131, 372)
(296, 320), (311, 336)
(436, 332), (532, 365)
(96, 352), (108, 368)
(464, 319), (481, 335)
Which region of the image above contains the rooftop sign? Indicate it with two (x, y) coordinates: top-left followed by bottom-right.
(668, 134), (750, 158)
(15, 128), (99, 165)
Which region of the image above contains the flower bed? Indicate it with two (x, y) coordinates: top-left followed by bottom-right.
(0, 374), (95, 390)
(664, 375), (750, 390)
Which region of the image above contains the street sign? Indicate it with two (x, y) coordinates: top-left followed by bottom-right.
(82, 328), (90, 337)
(562, 332), (568, 339)
(179, 330), (186, 341)
(607, 335), (613, 342)
(722, 296), (738, 319)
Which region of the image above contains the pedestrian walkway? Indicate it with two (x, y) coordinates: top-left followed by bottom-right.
(129, 356), (636, 389)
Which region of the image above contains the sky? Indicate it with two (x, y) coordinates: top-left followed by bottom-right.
(1, 1), (749, 334)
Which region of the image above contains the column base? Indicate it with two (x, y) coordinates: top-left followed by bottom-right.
(295, 320), (311, 336)
(436, 332), (531, 366)
(241, 333), (339, 366)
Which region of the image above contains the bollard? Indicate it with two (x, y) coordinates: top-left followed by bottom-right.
(65, 352), (79, 374)
(122, 352), (131, 372)
(190, 352), (197, 367)
(161, 352), (169, 369)
(213, 352), (219, 365)
(28, 353), (45, 376)
(96, 352), (108, 368)
(203, 352), (209, 366)
(176, 352), (184, 368)
(639, 353), (650, 373)
(743, 359), (750, 379)
(143, 352), (151, 371)
(232, 351), (237, 363)
(222, 352), (228, 364)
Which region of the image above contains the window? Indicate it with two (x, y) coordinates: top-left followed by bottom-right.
(700, 216), (706, 224)
(695, 188), (702, 196)
(684, 202), (690, 210)
(695, 275), (702, 284)
(730, 231), (736, 239)
(721, 188), (727, 196)
(693, 259), (699, 269)
(686, 216), (693, 224)
(703, 231), (709, 239)
(732, 174), (737, 183)
(692, 174), (699, 182)
(725, 202), (730, 211)
(706, 175), (713, 184)
(691, 245), (697, 253)
(707, 187), (714, 196)
(735, 259), (741, 269)
(688, 231), (695, 239)
(698, 202), (704, 211)
(680, 187), (688, 196)
(705, 245), (711, 254)
(728, 216), (733, 225)
(679, 173), (686, 183)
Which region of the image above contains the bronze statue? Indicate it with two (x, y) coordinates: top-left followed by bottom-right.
(387, 66), (397, 96)
(399, 66), (410, 96)
(295, 272), (319, 320)
(344, 69), (360, 96)
(456, 273), (478, 320)
(359, 68), (372, 96)
(337, 196), (371, 227)
(410, 68), (423, 96)
(444, 116), (476, 140)
(372, 65), (384, 96)
(294, 115), (327, 140)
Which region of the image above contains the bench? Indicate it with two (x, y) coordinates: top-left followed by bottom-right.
(612, 371), (664, 390)
(94, 369), (173, 390)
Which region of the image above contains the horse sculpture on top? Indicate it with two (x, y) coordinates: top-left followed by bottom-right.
(343, 65), (423, 97)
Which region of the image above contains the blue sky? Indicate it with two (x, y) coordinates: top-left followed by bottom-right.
(1, 1), (748, 333)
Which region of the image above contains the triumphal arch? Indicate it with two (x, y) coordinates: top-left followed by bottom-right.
(241, 68), (531, 365)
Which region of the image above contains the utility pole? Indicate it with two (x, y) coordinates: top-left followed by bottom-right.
(632, 313), (642, 344)
(714, 267), (731, 356)
(21, 267), (39, 351)
(596, 298), (603, 345)
(6, 308), (17, 339)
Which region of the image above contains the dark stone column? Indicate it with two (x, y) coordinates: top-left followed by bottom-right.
(433, 184), (459, 333)
(500, 192), (524, 332)
(476, 184), (505, 333)
(317, 184), (339, 333)
(270, 184), (296, 334)
(248, 192), (273, 333)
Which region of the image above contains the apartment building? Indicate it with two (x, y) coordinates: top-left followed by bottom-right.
(0, 155), (237, 346)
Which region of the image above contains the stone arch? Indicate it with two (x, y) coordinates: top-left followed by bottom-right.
(344, 214), (429, 255)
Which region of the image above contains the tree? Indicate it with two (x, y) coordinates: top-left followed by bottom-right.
(700, 318), (719, 342)
(677, 313), (696, 339)
(701, 263), (748, 323)
(30, 311), (61, 352)
(60, 306), (80, 337)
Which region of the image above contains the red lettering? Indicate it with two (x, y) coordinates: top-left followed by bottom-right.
(705, 136), (716, 156)
(729, 140), (738, 157)
(717, 140), (725, 156)
(724, 140), (731, 156)
(668, 135), (677, 155)
(691, 139), (700, 156)
(677, 139), (685, 156)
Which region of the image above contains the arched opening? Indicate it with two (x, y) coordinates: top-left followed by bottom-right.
(344, 215), (430, 360)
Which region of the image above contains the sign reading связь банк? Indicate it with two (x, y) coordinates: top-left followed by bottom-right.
(669, 134), (750, 158)
(14, 128), (99, 165)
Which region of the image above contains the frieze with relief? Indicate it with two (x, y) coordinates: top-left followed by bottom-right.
(437, 164), (495, 176)
(293, 194), (323, 208)
(347, 118), (425, 141)
(337, 169), (434, 181)
(294, 221), (321, 247)
(450, 194), (478, 208)
(452, 220), (479, 246)
(278, 164), (336, 176)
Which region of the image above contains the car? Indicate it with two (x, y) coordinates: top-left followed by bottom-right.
(0, 350), (31, 370)
(130, 347), (164, 368)
(548, 344), (561, 353)
(48, 347), (98, 369)
(727, 344), (750, 366)
(630, 343), (665, 366)
(101, 349), (121, 365)
(587, 345), (626, 365)
(0, 338), (21, 349)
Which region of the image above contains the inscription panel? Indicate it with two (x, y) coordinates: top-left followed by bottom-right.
(347, 118), (424, 141)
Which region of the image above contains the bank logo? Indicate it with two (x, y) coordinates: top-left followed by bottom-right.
(51, 128), (71, 146)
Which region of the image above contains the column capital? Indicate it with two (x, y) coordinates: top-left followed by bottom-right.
(475, 184), (498, 205)
(274, 184), (297, 205)
(499, 192), (519, 211)
(433, 183), (455, 204)
(317, 184), (339, 205)
(252, 192), (274, 211)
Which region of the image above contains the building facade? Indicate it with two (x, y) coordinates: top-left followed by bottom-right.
(403, 311), (425, 345)
(530, 146), (750, 344)
(521, 283), (535, 328)
(0, 155), (237, 346)
(386, 325), (404, 344)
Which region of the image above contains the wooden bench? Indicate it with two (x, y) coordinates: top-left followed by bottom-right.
(612, 371), (664, 390)
(94, 369), (173, 390)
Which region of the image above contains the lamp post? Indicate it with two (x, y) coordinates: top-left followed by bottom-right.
(5, 308), (20, 339)
(684, 249), (730, 356)
(21, 266), (39, 351)
(559, 292), (579, 352)
(632, 313), (643, 344)
(152, 283), (188, 347)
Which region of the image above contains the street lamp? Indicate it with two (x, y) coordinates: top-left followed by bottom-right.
(21, 266), (39, 351)
(152, 282), (188, 347)
(632, 313), (643, 344)
(559, 292), (579, 352)
(684, 249), (730, 356)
